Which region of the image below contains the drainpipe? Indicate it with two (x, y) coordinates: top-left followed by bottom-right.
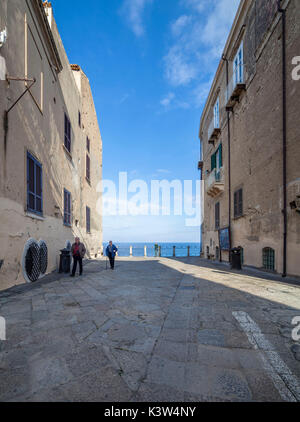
(278, 0), (287, 277)
(222, 55), (232, 254)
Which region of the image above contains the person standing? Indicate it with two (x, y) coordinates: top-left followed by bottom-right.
(106, 241), (118, 270)
(70, 237), (86, 277)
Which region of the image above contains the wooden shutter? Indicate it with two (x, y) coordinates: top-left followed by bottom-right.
(219, 144), (223, 168)
(86, 154), (90, 181)
(211, 152), (216, 171)
(27, 152), (43, 214)
(215, 202), (220, 229)
(234, 191), (238, 217)
(238, 189), (243, 216)
(86, 206), (91, 233)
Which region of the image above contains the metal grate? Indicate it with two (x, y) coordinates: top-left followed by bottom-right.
(262, 247), (275, 271)
(25, 242), (40, 282)
(39, 240), (48, 275)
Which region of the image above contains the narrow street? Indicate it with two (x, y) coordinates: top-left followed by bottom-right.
(0, 258), (299, 402)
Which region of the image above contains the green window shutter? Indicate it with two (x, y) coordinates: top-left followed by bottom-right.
(211, 152), (216, 171)
(219, 144), (223, 168)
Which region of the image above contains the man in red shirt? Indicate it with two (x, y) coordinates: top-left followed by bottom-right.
(70, 237), (86, 277)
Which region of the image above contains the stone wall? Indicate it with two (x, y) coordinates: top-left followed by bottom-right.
(0, 0), (103, 289)
(200, 0), (300, 277)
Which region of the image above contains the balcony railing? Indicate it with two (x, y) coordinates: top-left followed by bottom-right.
(205, 167), (225, 197)
(226, 71), (246, 109)
(207, 118), (221, 144)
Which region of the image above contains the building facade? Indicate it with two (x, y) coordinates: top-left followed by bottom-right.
(0, 0), (103, 290)
(199, 0), (300, 277)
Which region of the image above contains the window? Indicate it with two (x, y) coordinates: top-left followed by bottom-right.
(64, 113), (71, 153)
(63, 189), (71, 226)
(86, 154), (90, 181)
(215, 202), (220, 230)
(86, 206), (91, 233)
(262, 248), (275, 271)
(27, 152), (43, 215)
(211, 144), (223, 172)
(234, 41), (244, 85)
(78, 111), (81, 128)
(86, 136), (90, 153)
(234, 188), (243, 218)
(213, 97), (220, 128)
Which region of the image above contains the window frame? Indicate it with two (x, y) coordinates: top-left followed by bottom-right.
(86, 154), (91, 182)
(234, 188), (243, 218)
(86, 206), (91, 233)
(215, 202), (220, 230)
(233, 41), (244, 85)
(262, 247), (275, 271)
(27, 152), (43, 216)
(213, 97), (220, 129)
(64, 113), (71, 153)
(63, 188), (72, 227)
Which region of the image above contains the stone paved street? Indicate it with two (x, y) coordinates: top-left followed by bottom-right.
(0, 257), (299, 402)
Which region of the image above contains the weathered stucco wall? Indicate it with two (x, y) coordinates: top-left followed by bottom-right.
(0, 0), (103, 289)
(200, 0), (300, 277)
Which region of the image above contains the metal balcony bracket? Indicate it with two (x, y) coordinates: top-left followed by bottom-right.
(6, 76), (36, 114)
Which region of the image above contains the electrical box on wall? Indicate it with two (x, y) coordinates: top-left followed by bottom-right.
(0, 56), (6, 80)
(0, 28), (7, 47)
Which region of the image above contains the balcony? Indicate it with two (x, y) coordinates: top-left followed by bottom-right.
(207, 118), (221, 144)
(226, 72), (246, 110)
(205, 167), (225, 197)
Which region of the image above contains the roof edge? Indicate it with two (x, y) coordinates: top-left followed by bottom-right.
(199, 0), (252, 139)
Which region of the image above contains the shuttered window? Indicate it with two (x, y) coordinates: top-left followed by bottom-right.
(27, 152), (43, 215)
(234, 188), (243, 218)
(86, 206), (91, 233)
(215, 202), (220, 230)
(64, 113), (71, 153)
(211, 144), (222, 171)
(86, 154), (90, 181)
(63, 189), (71, 226)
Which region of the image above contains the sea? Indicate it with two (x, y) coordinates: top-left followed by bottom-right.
(102, 242), (201, 258)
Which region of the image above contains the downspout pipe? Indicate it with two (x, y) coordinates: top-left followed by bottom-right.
(222, 55), (232, 255)
(278, 0), (287, 277)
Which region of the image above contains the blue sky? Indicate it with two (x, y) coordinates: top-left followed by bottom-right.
(51, 0), (240, 243)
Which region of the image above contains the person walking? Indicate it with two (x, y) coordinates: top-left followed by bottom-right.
(106, 241), (118, 270)
(70, 237), (86, 277)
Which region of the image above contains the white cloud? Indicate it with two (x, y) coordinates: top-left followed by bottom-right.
(164, 46), (197, 87)
(164, 0), (240, 92)
(171, 15), (191, 37)
(122, 0), (153, 37)
(160, 92), (175, 107)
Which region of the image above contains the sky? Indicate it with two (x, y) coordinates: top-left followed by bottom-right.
(51, 0), (240, 243)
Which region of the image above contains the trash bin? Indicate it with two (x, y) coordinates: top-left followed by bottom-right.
(59, 248), (71, 273)
(231, 247), (242, 270)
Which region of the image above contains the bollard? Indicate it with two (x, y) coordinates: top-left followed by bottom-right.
(187, 246), (190, 257)
(158, 246), (161, 257)
(173, 246), (176, 257)
(144, 245), (147, 257)
(130, 245), (133, 257)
